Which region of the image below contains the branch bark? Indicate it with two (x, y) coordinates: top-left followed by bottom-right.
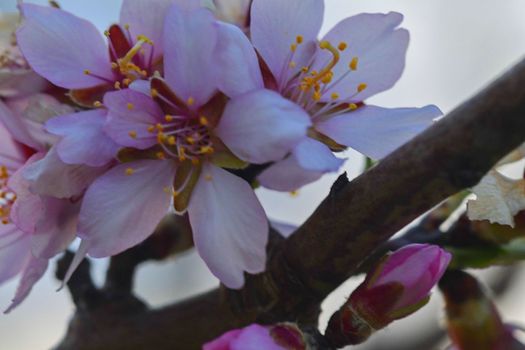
(55, 58), (525, 350)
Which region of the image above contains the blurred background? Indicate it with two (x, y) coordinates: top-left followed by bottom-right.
(1, 0), (525, 349)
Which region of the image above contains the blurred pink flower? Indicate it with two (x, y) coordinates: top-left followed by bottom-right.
(204, 323), (306, 350)
(215, 0), (442, 191)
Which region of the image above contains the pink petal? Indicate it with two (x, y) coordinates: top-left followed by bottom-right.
(104, 89), (164, 149)
(215, 22), (263, 97)
(313, 12), (409, 102)
(0, 226), (31, 285)
(78, 160), (175, 257)
(5, 94), (72, 149)
(8, 153), (44, 234)
(46, 110), (119, 167)
(251, 0), (324, 82)
(203, 328), (243, 350)
(119, 0), (176, 62)
(30, 198), (79, 259)
(163, 5), (218, 107)
(0, 99), (41, 150)
(22, 146), (106, 199)
(293, 138), (345, 172)
(17, 4), (113, 89)
(0, 69), (48, 99)
(4, 255), (48, 313)
(216, 89), (311, 164)
(316, 105), (442, 160)
(188, 163), (268, 288)
(258, 156), (324, 192)
(231, 324), (284, 350)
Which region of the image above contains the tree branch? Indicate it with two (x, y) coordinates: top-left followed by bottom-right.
(55, 58), (525, 350)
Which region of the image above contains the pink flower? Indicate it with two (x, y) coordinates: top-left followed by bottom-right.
(16, 0), (177, 105)
(204, 323), (306, 350)
(57, 3), (310, 289)
(352, 244), (451, 326)
(215, 0), (442, 191)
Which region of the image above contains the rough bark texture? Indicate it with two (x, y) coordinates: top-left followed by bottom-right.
(54, 58), (525, 350)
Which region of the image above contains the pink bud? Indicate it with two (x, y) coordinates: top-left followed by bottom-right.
(369, 244), (452, 311)
(203, 323), (306, 350)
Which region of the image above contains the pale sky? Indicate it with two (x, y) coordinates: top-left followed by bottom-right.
(1, 1), (525, 349)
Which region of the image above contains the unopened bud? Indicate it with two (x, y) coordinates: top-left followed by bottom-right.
(326, 244), (451, 346)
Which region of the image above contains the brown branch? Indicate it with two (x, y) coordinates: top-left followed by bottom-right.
(55, 58), (525, 350)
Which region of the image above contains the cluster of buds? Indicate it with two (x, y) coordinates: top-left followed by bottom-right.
(325, 244), (451, 347)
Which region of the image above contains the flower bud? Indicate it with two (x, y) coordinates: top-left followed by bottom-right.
(203, 323), (306, 350)
(439, 270), (525, 350)
(325, 244), (451, 346)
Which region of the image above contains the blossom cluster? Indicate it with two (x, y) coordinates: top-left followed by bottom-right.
(0, 0), (442, 311)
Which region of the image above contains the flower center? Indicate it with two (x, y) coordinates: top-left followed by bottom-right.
(83, 24), (155, 90)
(281, 37), (368, 122)
(0, 165), (16, 225)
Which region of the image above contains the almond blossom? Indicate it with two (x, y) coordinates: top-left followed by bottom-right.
(215, 0), (443, 191)
(16, 0), (177, 107)
(45, 2), (310, 288)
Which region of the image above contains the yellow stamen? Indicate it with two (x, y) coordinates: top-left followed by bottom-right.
(338, 42), (348, 51)
(167, 136), (177, 145)
(114, 81), (121, 89)
(165, 115), (174, 122)
(127, 103), (134, 110)
(156, 151), (166, 160)
(357, 83), (367, 92)
(104, 30), (110, 37)
(187, 97), (195, 106)
(191, 158), (200, 166)
(83, 69), (90, 75)
(111, 62), (118, 69)
(331, 93), (340, 100)
(350, 57), (359, 71)
(125, 168), (134, 176)
(348, 103), (358, 110)
(93, 101), (102, 108)
(296, 35), (304, 44)
(289, 61), (297, 68)
(150, 88), (158, 98)
(147, 125), (156, 133)
(128, 131), (137, 139)
(199, 116), (209, 126)
(290, 43), (297, 52)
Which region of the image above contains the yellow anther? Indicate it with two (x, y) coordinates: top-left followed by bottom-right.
(191, 158), (200, 166)
(321, 71), (333, 84)
(167, 136), (177, 145)
(290, 43), (297, 52)
(338, 42), (348, 51)
(301, 66), (309, 73)
(123, 78), (131, 86)
(137, 34), (153, 45)
(125, 168), (134, 176)
(157, 132), (166, 144)
(357, 83), (367, 92)
(200, 146), (214, 154)
(147, 125), (156, 133)
(331, 93), (340, 100)
(83, 69), (90, 75)
(312, 91), (321, 101)
(319, 41), (330, 49)
(165, 115), (174, 122)
(156, 123), (163, 131)
(296, 35), (304, 44)
(128, 130), (137, 139)
(289, 61), (297, 68)
(124, 24), (130, 30)
(111, 62), (118, 69)
(348, 103), (358, 110)
(114, 81), (121, 89)
(1, 219), (8, 225)
(199, 116), (209, 126)
(156, 151), (166, 160)
(127, 103), (134, 110)
(93, 101), (103, 108)
(179, 147), (187, 161)
(187, 97), (195, 106)
(290, 190), (299, 197)
(350, 57), (359, 71)
(172, 190), (180, 198)
(104, 30), (110, 37)
(150, 88), (158, 98)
